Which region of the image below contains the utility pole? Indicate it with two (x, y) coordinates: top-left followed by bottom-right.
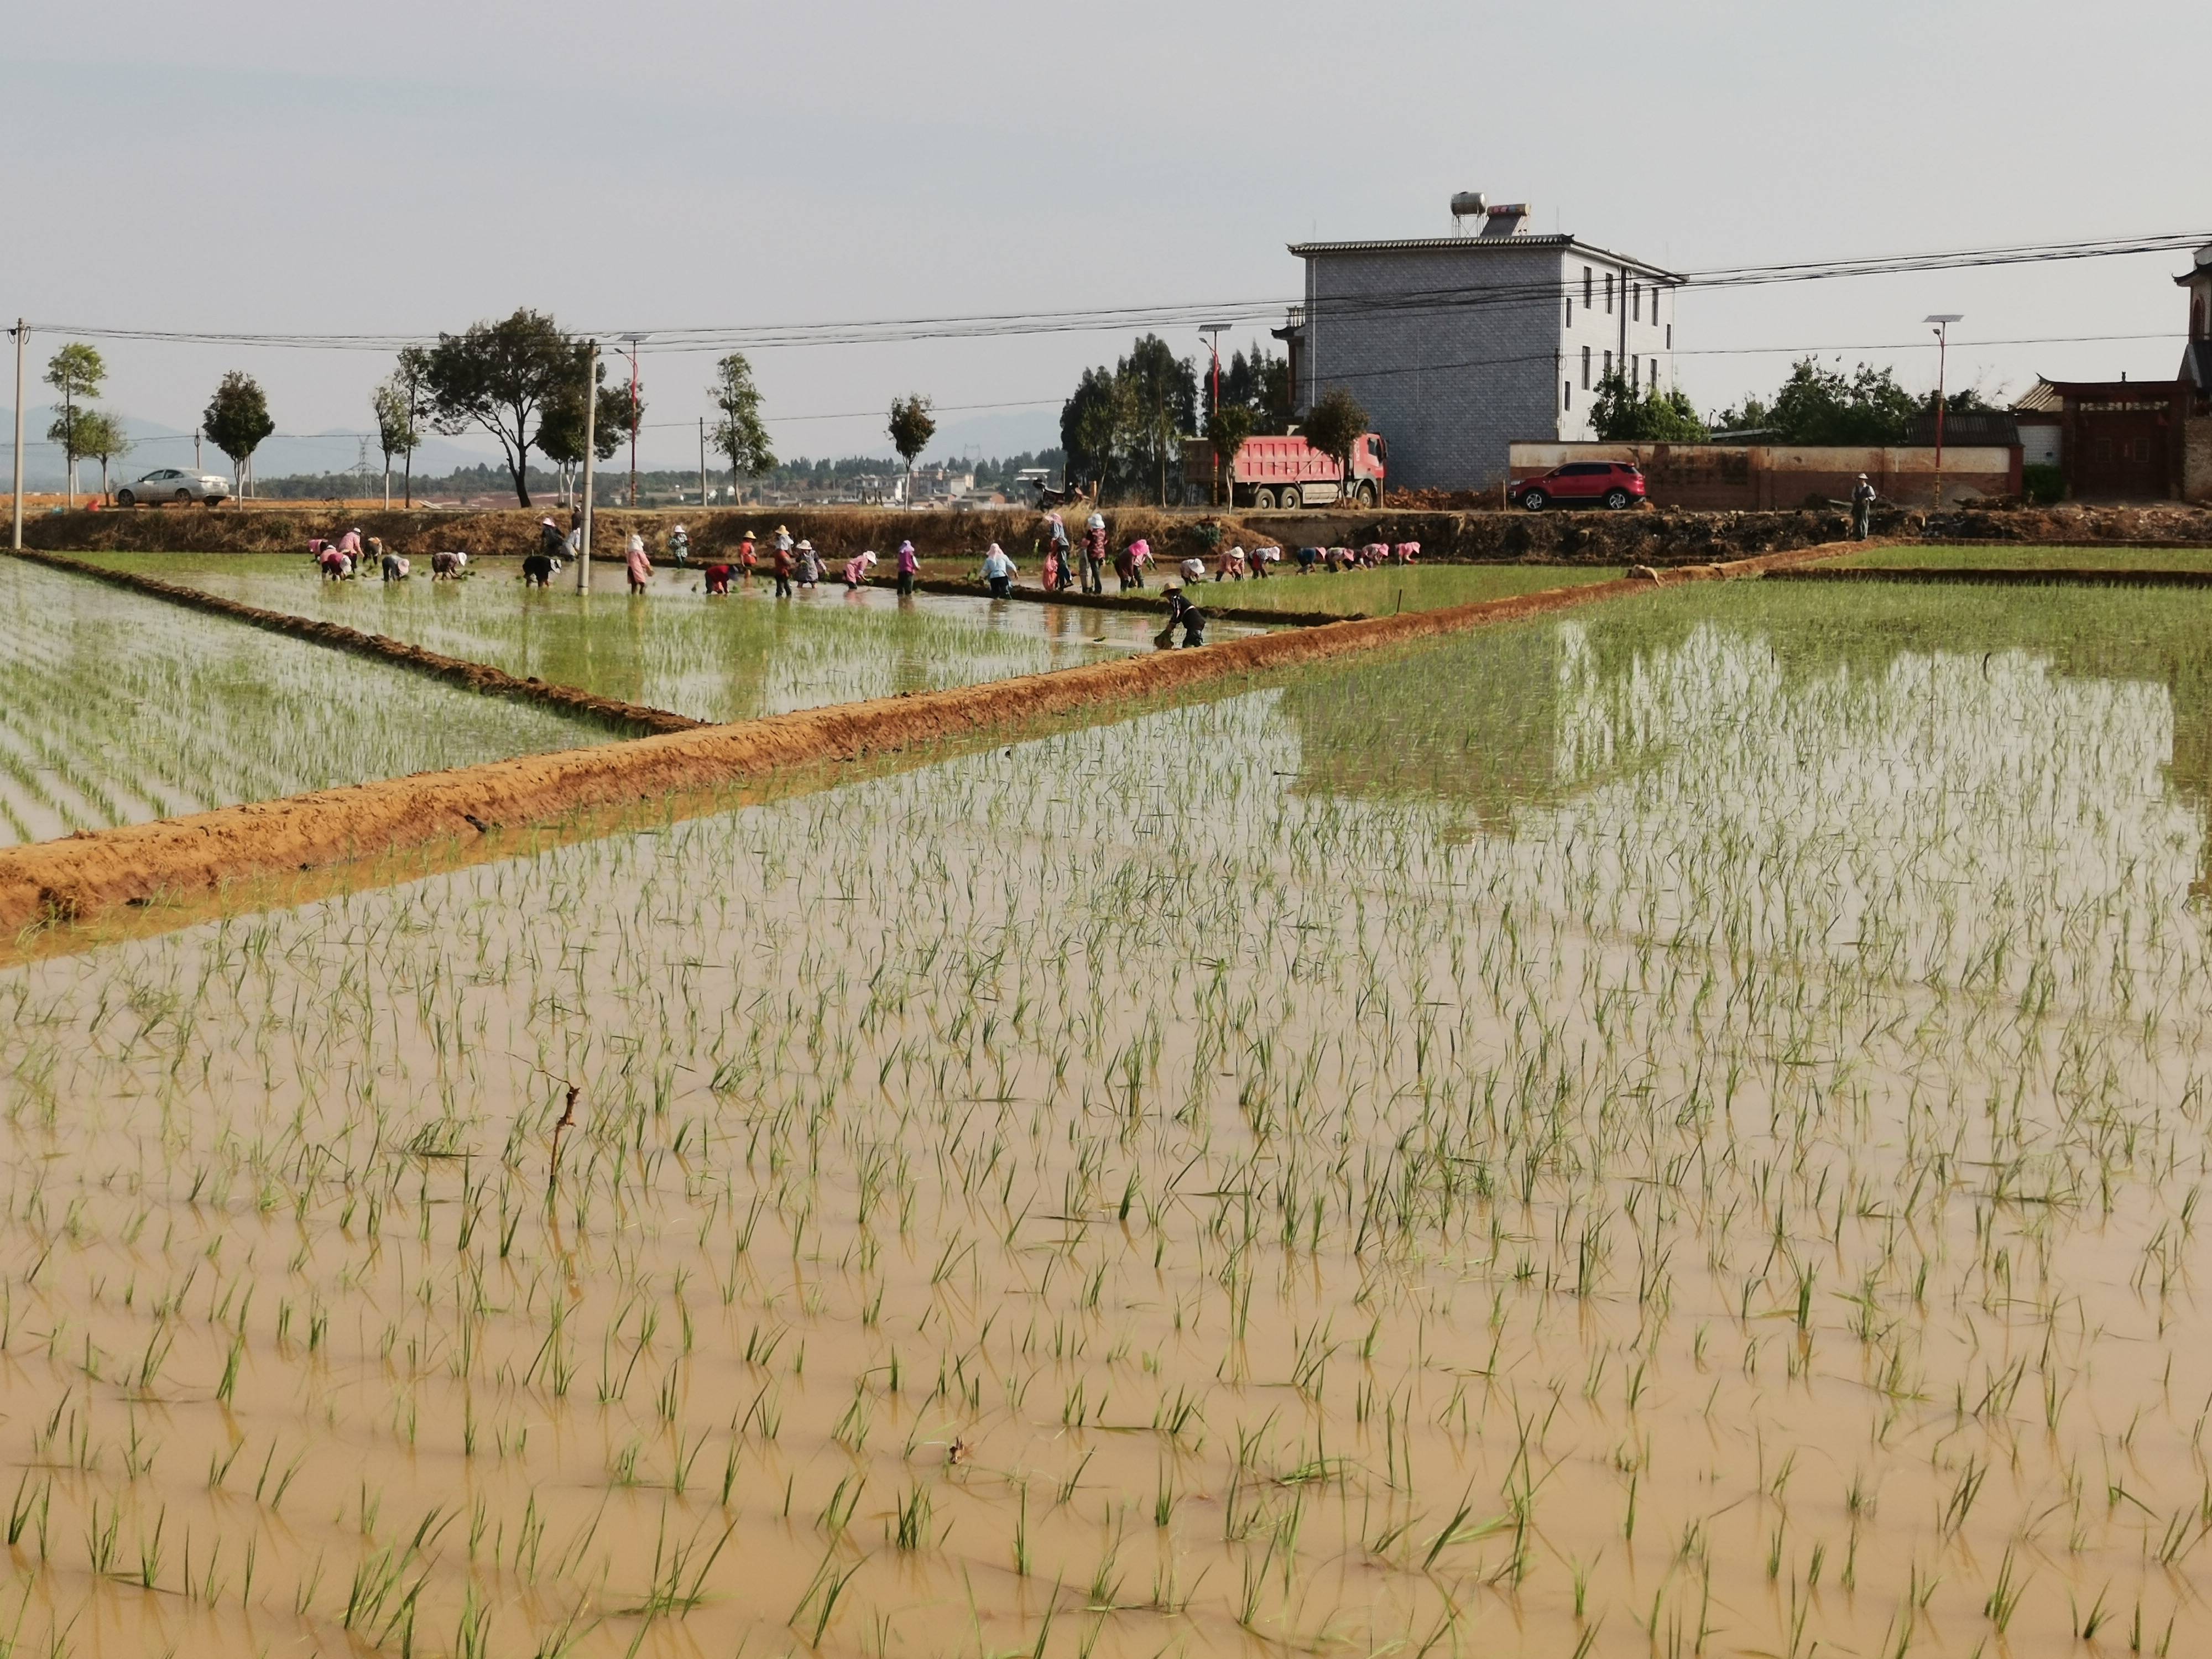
(1199, 321), (1227, 505)
(623, 335), (643, 509)
(10, 320), (24, 550)
(578, 340), (598, 594)
(194, 426), (202, 472)
(698, 416), (707, 508)
(1925, 313), (1963, 510)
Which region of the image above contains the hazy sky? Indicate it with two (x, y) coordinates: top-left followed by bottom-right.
(7, 0), (2210, 471)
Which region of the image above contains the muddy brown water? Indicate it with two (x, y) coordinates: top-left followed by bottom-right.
(1, 578), (2205, 1656)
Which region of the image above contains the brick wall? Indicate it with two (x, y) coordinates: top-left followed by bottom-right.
(2185, 417), (2212, 504)
(1509, 443), (2021, 508)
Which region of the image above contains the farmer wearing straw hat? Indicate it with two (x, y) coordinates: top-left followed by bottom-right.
(739, 530), (759, 587)
(1851, 474), (1876, 540)
(771, 531), (795, 597)
(896, 540), (919, 597)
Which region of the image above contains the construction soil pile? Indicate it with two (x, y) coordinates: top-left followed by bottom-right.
(0, 545), (1840, 934)
(29, 498), (2147, 569)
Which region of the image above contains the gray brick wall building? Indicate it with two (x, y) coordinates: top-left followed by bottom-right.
(1285, 202), (1682, 493)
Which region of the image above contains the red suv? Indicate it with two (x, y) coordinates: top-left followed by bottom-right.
(1508, 461), (1646, 512)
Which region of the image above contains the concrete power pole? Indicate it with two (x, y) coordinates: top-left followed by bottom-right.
(577, 340), (597, 594)
(10, 320), (24, 550)
(698, 417), (707, 508)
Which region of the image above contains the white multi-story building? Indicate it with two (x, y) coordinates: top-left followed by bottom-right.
(1280, 196), (1683, 493)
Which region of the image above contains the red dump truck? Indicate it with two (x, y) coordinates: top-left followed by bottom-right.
(1182, 431), (1388, 509)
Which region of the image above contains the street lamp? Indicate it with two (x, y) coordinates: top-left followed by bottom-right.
(1924, 314), (1963, 508)
(1199, 322), (1229, 504)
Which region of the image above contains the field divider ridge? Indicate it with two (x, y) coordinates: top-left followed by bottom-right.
(0, 542), (1844, 935)
(8, 550), (705, 735)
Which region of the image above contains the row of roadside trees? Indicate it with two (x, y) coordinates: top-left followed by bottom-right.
(38, 341), (275, 505)
(363, 308), (934, 510)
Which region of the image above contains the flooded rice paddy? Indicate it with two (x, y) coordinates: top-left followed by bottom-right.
(0, 560), (611, 846)
(2, 580), (2210, 1656)
(73, 554), (1213, 724)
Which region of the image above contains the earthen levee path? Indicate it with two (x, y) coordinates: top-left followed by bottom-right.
(0, 545), (1840, 936)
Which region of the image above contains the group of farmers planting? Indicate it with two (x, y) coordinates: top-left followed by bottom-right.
(300, 505), (1411, 654)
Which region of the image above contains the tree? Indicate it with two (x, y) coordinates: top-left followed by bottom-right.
(707, 354), (776, 500)
(1204, 401), (1255, 505)
(1301, 385), (1369, 481)
(391, 346), (437, 508)
(75, 411), (130, 503)
(1715, 357), (1920, 446)
(1590, 373), (1708, 442)
(1220, 345), (1292, 434)
(1117, 335), (1197, 505)
(371, 372), (421, 509)
(888, 395), (936, 504)
(420, 309), (577, 507)
(535, 347), (632, 504)
(43, 342), (105, 507)
(202, 371), (275, 497)
(1060, 367), (1125, 497)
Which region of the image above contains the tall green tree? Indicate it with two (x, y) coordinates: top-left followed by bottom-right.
(371, 372), (420, 509)
(421, 309), (577, 506)
(1590, 373), (1708, 442)
(43, 342), (105, 505)
(1716, 358), (1921, 445)
(1204, 401), (1256, 504)
(1300, 385), (1369, 482)
(888, 395), (936, 504)
(75, 411), (131, 503)
(1059, 367), (1125, 496)
(1220, 345), (1292, 434)
(1116, 335), (1196, 505)
(390, 346), (437, 507)
(202, 371), (275, 497)
(708, 353), (776, 500)
(536, 347), (633, 506)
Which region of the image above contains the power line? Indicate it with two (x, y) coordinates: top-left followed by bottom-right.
(28, 230), (2208, 356)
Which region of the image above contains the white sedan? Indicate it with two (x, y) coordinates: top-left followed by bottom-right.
(116, 468), (231, 507)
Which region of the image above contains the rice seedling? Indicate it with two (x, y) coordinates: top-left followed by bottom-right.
(71, 550), (1216, 724)
(0, 577), (2206, 1653)
(0, 559), (612, 844)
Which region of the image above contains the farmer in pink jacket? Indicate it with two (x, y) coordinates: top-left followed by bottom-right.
(624, 531), (653, 594)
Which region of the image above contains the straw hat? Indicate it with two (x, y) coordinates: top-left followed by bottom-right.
(797, 539), (813, 551)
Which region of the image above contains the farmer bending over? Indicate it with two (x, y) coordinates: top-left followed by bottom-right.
(1162, 586), (1206, 649)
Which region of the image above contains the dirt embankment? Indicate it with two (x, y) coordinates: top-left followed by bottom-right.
(12, 551), (702, 735)
(33, 499), (2148, 569)
(0, 544), (1843, 935)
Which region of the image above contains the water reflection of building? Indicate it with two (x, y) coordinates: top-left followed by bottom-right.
(1279, 599), (2212, 901)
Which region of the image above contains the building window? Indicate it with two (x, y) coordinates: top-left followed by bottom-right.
(1603, 350), (1613, 382)
(1563, 380), (1572, 411)
(1582, 346), (1592, 389)
(1632, 284), (1641, 322)
(1605, 273), (1614, 314)
(1666, 325), (1672, 348)
(1584, 267), (1593, 309)
(1565, 293), (1573, 329)
(1631, 356), (1641, 392)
